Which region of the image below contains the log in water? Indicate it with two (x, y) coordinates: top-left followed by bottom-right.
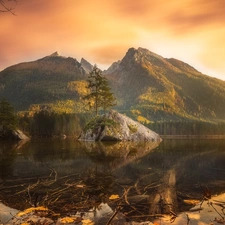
(149, 169), (178, 215)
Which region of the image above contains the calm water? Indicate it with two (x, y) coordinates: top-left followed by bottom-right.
(0, 138), (225, 224)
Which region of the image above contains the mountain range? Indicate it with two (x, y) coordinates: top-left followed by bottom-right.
(1, 47), (225, 123)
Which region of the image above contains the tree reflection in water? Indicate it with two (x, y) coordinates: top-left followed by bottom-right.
(0, 139), (225, 224)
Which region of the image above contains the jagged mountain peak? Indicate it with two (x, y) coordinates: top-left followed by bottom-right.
(104, 60), (121, 74)
(120, 47), (169, 69)
(124, 47), (164, 60)
(37, 52), (85, 70)
(2, 46), (225, 122)
(50, 51), (60, 57)
(137, 47), (163, 58)
(80, 58), (93, 73)
(105, 47), (225, 121)
(105, 47), (169, 74)
(40, 51), (68, 60)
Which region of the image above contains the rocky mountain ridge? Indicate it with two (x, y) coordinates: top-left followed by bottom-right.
(1, 47), (225, 123)
(105, 47), (225, 122)
(0, 52), (92, 110)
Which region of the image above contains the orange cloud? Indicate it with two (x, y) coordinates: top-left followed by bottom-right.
(0, 0), (225, 79)
(89, 44), (131, 65)
(197, 28), (225, 79)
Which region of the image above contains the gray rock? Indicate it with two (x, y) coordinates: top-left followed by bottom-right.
(79, 110), (162, 142)
(0, 203), (19, 224)
(12, 129), (30, 140)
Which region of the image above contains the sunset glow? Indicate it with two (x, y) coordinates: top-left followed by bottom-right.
(1, 0), (225, 79)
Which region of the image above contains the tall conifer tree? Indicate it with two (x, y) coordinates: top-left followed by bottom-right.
(84, 65), (116, 116)
(100, 76), (116, 114)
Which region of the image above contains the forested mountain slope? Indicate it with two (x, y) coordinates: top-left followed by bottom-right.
(0, 52), (89, 110)
(105, 47), (225, 122)
(1, 47), (225, 123)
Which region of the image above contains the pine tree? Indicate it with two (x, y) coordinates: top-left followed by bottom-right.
(84, 65), (116, 115)
(0, 99), (17, 135)
(100, 76), (116, 114)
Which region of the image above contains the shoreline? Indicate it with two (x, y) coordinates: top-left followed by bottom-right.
(160, 135), (225, 139)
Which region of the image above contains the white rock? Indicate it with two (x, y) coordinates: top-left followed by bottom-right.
(79, 110), (162, 142)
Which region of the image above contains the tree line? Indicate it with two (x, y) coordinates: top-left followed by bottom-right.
(148, 120), (225, 136)
(19, 111), (87, 137)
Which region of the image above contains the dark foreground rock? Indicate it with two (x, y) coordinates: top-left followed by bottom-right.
(0, 128), (30, 140)
(79, 110), (161, 142)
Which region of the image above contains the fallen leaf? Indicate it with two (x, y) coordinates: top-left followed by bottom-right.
(82, 219), (94, 225)
(17, 206), (48, 217)
(109, 194), (120, 200)
(59, 216), (82, 224)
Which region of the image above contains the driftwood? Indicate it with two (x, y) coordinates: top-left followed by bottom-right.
(1, 164), (179, 223)
(149, 169), (178, 215)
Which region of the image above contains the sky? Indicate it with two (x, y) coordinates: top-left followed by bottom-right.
(1, 0), (225, 80)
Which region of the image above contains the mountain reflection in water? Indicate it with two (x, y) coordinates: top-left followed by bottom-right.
(0, 139), (225, 224)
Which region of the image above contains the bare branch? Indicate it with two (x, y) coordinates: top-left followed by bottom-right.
(0, 0), (17, 15)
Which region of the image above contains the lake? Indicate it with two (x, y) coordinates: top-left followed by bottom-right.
(0, 138), (225, 224)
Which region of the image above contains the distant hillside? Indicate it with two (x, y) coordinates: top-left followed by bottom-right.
(0, 52), (90, 110)
(105, 47), (225, 122)
(1, 48), (225, 123)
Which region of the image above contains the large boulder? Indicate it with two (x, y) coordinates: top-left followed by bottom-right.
(79, 110), (161, 142)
